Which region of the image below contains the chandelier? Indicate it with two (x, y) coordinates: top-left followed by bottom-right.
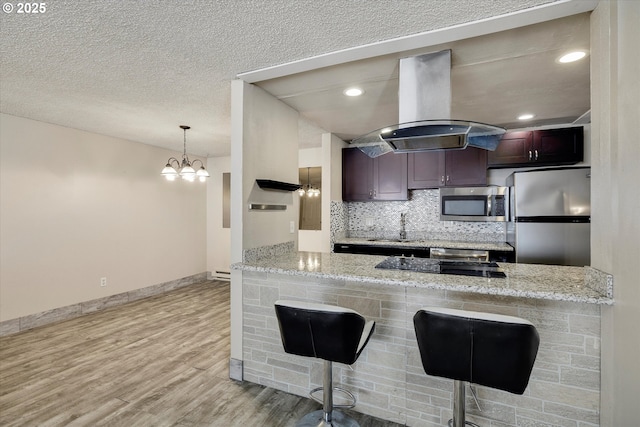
(298, 167), (320, 197)
(161, 125), (209, 182)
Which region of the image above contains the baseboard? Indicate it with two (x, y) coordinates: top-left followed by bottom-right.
(0, 272), (212, 337)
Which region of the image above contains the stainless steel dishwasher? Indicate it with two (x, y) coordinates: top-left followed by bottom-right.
(429, 247), (490, 262)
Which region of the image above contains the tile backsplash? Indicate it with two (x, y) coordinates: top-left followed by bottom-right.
(333, 189), (506, 242)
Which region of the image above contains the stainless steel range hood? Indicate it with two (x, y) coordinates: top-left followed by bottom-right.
(350, 50), (505, 158)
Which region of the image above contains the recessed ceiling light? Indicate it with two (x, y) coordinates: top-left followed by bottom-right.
(343, 87), (364, 97)
(557, 50), (588, 63)
(518, 113), (535, 121)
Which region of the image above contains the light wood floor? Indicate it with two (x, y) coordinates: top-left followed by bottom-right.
(0, 280), (402, 426)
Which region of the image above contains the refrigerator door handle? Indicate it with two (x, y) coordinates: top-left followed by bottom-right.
(515, 216), (591, 223)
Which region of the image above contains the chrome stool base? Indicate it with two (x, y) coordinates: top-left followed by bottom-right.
(297, 360), (359, 427)
(447, 380), (481, 427)
(309, 386), (356, 409)
(295, 409), (359, 427)
(274, 301), (375, 427)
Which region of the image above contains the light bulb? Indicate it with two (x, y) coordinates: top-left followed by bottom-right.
(343, 87), (363, 97)
(558, 51), (587, 63)
(518, 113), (535, 121)
(161, 163), (178, 178)
(196, 167), (210, 178)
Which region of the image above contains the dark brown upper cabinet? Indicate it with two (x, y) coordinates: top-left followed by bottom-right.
(342, 148), (408, 201)
(408, 147), (488, 189)
(488, 127), (584, 168)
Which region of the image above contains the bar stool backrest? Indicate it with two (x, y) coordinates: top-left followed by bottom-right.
(275, 300), (375, 365)
(414, 307), (540, 394)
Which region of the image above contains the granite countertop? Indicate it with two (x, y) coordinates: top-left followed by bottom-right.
(232, 251), (613, 305)
(334, 237), (514, 252)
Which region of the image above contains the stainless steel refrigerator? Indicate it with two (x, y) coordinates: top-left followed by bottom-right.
(506, 167), (590, 266)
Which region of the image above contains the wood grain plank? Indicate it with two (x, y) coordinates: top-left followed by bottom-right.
(0, 280), (402, 427)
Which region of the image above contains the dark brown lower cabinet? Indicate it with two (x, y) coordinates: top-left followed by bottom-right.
(333, 243), (515, 262)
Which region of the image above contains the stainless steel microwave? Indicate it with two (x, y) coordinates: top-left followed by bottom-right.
(439, 186), (508, 222)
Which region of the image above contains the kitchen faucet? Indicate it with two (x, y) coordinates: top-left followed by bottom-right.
(400, 213), (407, 240)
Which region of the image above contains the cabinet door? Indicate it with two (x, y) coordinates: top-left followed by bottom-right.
(408, 152), (445, 189)
(342, 147), (374, 201)
(444, 147), (488, 186)
(374, 152), (408, 200)
(533, 127), (584, 164)
(487, 131), (533, 167)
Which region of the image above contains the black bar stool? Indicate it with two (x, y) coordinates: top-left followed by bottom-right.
(413, 307), (539, 427)
(275, 300), (376, 427)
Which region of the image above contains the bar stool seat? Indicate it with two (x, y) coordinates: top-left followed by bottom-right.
(414, 307), (539, 427)
(275, 300), (375, 427)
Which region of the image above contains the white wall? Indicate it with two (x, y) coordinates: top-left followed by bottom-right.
(327, 134), (346, 202)
(324, 133), (348, 250)
(298, 135), (348, 253)
(232, 82), (299, 253)
(229, 80), (299, 363)
(591, 1), (640, 425)
(206, 156), (231, 278)
(0, 114), (207, 321)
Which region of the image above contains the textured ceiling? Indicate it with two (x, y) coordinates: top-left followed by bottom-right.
(2, 0), (568, 157)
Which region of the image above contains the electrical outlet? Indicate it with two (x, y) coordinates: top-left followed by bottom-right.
(290, 221), (295, 233)
(365, 217), (374, 227)
(100, 277), (107, 287)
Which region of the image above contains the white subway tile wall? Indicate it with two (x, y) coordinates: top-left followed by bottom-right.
(242, 271), (601, 427)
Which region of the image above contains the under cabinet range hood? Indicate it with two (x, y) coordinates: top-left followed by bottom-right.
(350, 50), (506, 158)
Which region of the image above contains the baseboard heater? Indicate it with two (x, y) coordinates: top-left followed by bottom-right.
(212, 270), (231, 281)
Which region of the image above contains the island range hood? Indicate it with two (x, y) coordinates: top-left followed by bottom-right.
(350, 50), (506, 158)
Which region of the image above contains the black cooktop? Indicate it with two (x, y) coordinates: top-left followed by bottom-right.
(374, 256), (506, 278)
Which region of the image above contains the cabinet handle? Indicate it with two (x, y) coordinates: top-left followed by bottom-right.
(441, 176), (445, 184)
(373, 189), (376, 198)
(446, 175), (450, 182)
(534, 149), (539, 161)
(528, 150), (532, 161)
(369, 190), (373, 199)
